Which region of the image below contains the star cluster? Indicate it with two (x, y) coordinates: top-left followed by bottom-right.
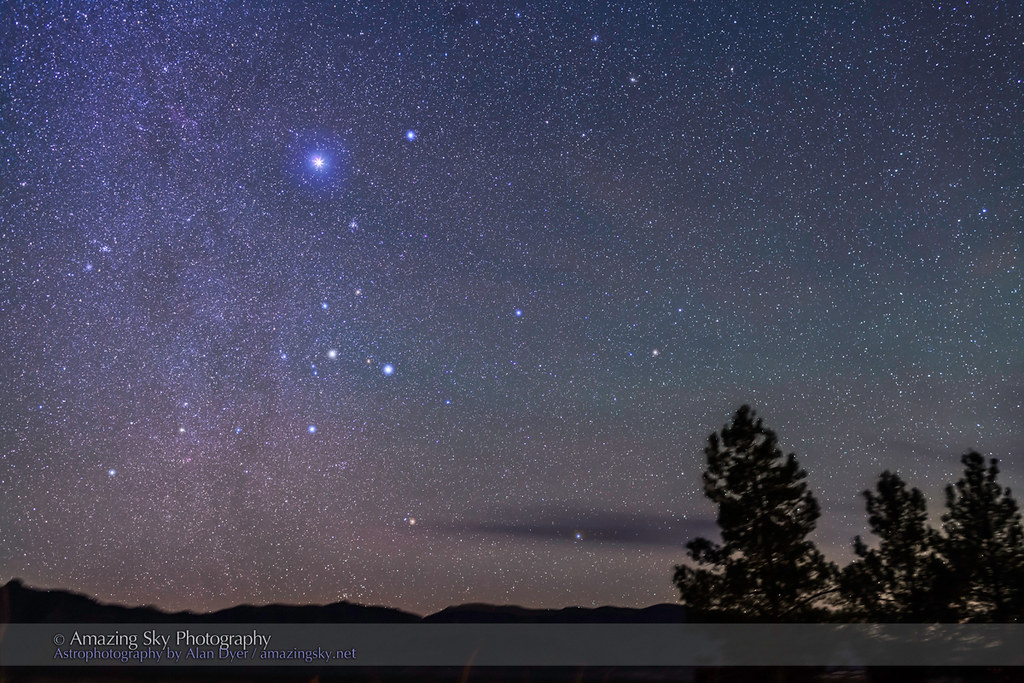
(0, 1), (1021, 614)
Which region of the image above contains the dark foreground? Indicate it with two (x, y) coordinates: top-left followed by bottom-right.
(1, 666), (1022, 682)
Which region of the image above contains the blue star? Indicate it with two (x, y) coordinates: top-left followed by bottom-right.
(107, 468), (117, 477)
(311, 155), (325, 170)
(405, 130), (417, 142)
(514, 308), (523, 317)
(382, 364), (395, 376)
(308, 425), (317, 434)
(321, 302), (329, 310)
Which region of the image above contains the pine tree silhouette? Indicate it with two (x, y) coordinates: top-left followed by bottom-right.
(941, 451), (1024, 622)
(841, 470), (955, 621)
(673, 405), (835, 620)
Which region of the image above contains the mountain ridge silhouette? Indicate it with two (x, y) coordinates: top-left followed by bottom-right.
(0, 579), (688, 623)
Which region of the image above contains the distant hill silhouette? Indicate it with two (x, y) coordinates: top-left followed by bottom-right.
(0, 579), (688, 623)
(424, 602), (689, 623)
(0, 579), (418, 623)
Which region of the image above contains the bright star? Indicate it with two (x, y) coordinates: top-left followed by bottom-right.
(405, 130), (417, 141)
(308, 425), (317, 434)
(107, 468), (117, 477)
(514, 308), (523, 317)
(382, 364), (394, 376)
(328, 349), (338, 360)
(312, 155), (325, 169)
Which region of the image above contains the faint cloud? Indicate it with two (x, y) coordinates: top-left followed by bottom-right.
(435, 505), (717, 547)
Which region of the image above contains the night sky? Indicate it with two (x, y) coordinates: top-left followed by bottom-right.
(1, 1), (1021, 616)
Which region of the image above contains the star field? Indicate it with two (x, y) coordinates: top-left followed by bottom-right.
(0, 1), (1021, 615)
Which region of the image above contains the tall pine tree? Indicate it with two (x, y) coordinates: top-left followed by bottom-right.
(941, 451), (1024, 622)
(674, 405), (835, 620)
(840, 471), (954, 621)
